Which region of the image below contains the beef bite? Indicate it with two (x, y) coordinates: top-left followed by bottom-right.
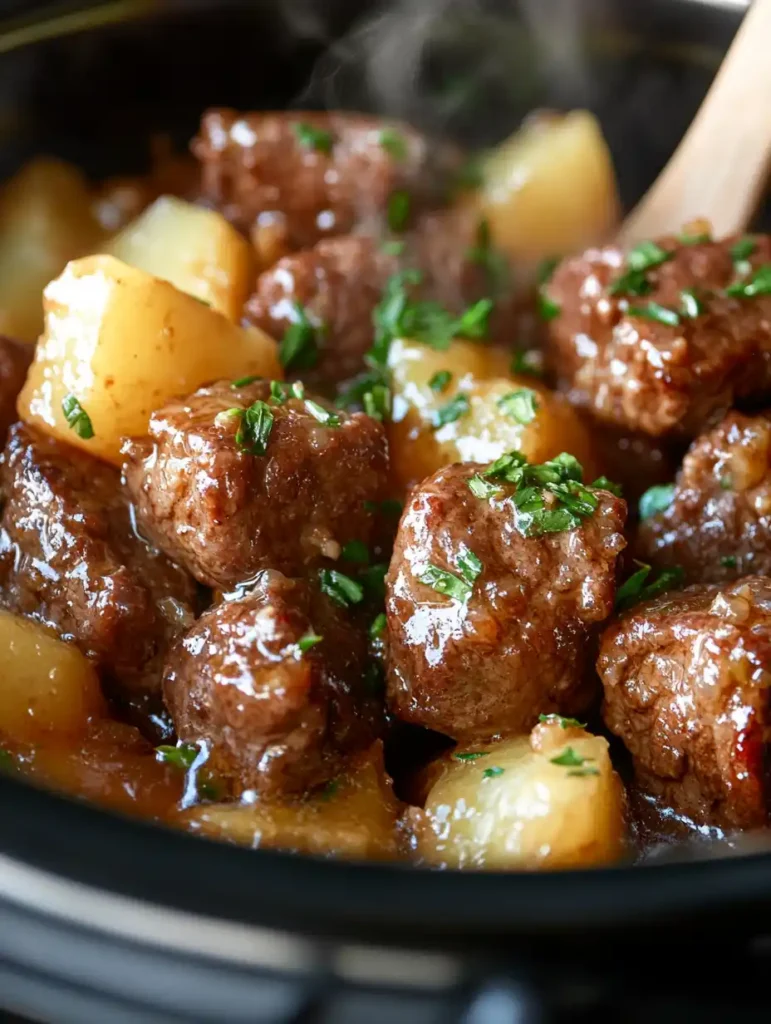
(600, 575), (771, 830)
(123, 378), (389, 590)
(0, 336), (32, 445)
(637, 410), (771, 583)
(0, 423), (196, 695)
(163, 570), (380, 797)
(193, 109), (434, 253)
(544, 234), (771, 438)
(385, 456), (627, 742)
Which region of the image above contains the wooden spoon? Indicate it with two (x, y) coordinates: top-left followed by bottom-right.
(618, 0), (771, 247)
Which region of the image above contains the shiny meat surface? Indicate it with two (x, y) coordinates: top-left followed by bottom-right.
(600, 576), (771, 829)
(545, 235), (771, 437)
(123, 379), (388, 589)
(0, 423), (197, 693)
(0, 336), (32, 445)
(193, 109), (433, 251)
(637, 411), (771, 583)
(163, 571), (380, 795)
(385, 462), (627, 741)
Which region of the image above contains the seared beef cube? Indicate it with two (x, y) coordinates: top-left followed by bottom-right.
(163, 570), (380, 796)
(0, 423), (196, 693)
(0, 337), (31, 445)
(123, 379), (388, 589)
(638, 411), (771, 583)
(385, 459), (627, 742)
(600, 576), (771, 829)
(545, 235), (771, 437)
(192, 109), (431, 251)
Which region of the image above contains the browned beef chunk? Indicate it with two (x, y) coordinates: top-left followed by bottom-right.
(544, 235), (771, 437)
(123, 379), (388, 589)
(0, 423), (196, 694)
(637, 411), (771, 583)
(192, 109), (433, 252)
(0, 337), (31, 444)
(385, 461), (627, 742)
(600, 575), (771, 830)
(163, 570), (380, 796)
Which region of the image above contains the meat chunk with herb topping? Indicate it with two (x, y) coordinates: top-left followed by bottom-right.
(385, 454), (627, 741)
(600, 575), (771, 829)
(0, 336), (32, 445)
(163, 570), (381, 796)
(122, 379), (388, 589)
(0, 423), (197, 694)
(544, 234), (771, 437)
(637, 411), (771, 583)
(193, 109), (435, 252)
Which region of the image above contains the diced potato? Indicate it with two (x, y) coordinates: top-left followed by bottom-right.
(388, 336), (601, 492)
(0, 611), (105, 741)
(108, 196), (255, 322)
(5, 720), (183, 822)
(409, 721), (626, 871)
(470, 111), (620, 266)
(18, 255), (281, 465)
(181, 744), (401, 860)
(0, 158), (106, 342)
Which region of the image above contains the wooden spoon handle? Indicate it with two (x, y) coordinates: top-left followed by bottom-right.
(619, 0), (771, 247)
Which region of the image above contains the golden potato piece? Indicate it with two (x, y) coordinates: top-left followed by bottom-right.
(181, 744), (401, 860)
(388, 337), (600, 492)
(108, 196), (255, 322)
(409, 720), (626, 871)
(471, 111), (620, 266)
(0, 611), (105, 741)
(18, 255), (281, 465)
(0, 158), (105, 343)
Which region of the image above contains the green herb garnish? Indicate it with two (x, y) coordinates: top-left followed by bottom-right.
(232, 374), (261, 389)
(387, 190), (411, 232)
(538, 714), (587, 729)
(369, 612), (387, 639)
(679, 289), (704, 318)
(362, 562), (388, 602)
(679, 231), (711, 246)
(297, 633), (323, 653)
(627, 302), (680, 326)
(62, 394), (94, 440)
(537, 293), (561, 321)
(269, 380), (289, 404)
(730, 236), (756, 262)
(466, 218), (509, 293)
(483, 766), (505, 779)
(363, 384), (391, 422)
(433, 393), (470, 429)
(721, 555), (737, 569)
(497, 388), (539, 425)
(536, 256), (559, 285)
(235, 400), (274, 456)
(319, 569), (364, 607)
(453, 751), (488, 762)
(291, 381), (305, 399)
(419, 543), (482, 602)
(609, 240), (673, 296)
(468, 474), (503, 499)
(156, 743), (199, 771)
(293, 121), (333, 154)
(341, 540), (369, 563)
(639, 483), (675, 519)
(591, 476), (623, 497)
(381, 239), (406, 256)
(429, 370), (453, 393)
(305, 400), (340, 427)
(720, 475), (733, 490)
(725, 264), (771, 298)
(511, 349), (544, 378)
(379, 128), (407, 160)
(550, 747), (593, 768)
(279, 303), (320, 372)
(615, 561), (685, 612)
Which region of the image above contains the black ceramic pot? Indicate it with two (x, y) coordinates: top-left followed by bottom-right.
(0, 2), (767, 1021)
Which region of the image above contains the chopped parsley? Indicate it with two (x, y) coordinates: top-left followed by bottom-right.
(341, 539), (369, 564)
(363, 383), (391, 422)
(720, 475), (733, 490)
(235, 400), (274, 456)
(536, 256), (559, 285)
(730, 236), (756, 263)
(336, 368), (390, 412)
(468, 474), (503, 499)
(297, 633), (323, 653)
(639, 483), (675, 520)
(497, 388), (539, 425)
(721, 555), (738, 569)
(483, 766), (505, 779)
(627, 302), (680, 327)
(269, 380), (289, 404)
(466, 218), (509, 293)
(62, 394), (94, 440)
(157, 743), (199, 771)
(369, 612), (387, 639)
(539, 713), (587, 729)
(537, 292), (561, 321)
(379, 128), (407, 160)
(679, 289), (704, 318)
(419, 543), (482, 602)
(591, 476), (623, 497)
(305, 400), (340, 427)
(433, 393), (470, 429)
(279, 303), (320, 372)
(511, 349), (544, 378)
(429, 370), (453, 393)
(293, 121), (333, 154)
(387, 190), (411, 232)
(725, 264), (771, 299)
(549, 747), (596, 774)
(456, 298), (495, 338)
(453, 751), (488, 762)
(291, 381), (305, 399)
(231, 374), (261, 389)
(615, 561), (685, 612)
(319, 569), (364, 607)
(609, 239), (673, 296)
(381, 239), (406, 257)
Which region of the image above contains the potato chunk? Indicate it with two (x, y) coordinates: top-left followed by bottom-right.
(388, 337), (600, 491)
(108, 196), (254, 321)
(180, 745), (401, 860)
(0, 611), (106, 741)
(18, 255), (281, 464)
(409, 720), (626, 870)
(471, 111), (619, 266)
(0, 158), (105, 343)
